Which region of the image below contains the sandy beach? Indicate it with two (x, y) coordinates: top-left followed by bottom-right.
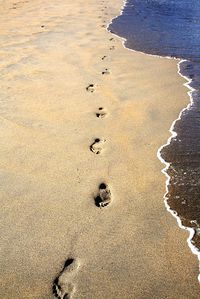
(0, 0), (200, 298)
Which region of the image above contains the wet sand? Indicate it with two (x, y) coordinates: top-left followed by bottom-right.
(0, 0), (200, 298)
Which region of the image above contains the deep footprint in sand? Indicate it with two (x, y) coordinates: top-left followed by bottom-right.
(52, 258), (80, 299)
(90, 138), (106, 154)
(101, 55), (107, 60)
(102, 68), (110, 75)
(95, 183), (112, 208)
(96, 107), (107, 118)
(86, 84), (95, 93)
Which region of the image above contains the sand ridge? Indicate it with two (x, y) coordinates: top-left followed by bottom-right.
(0, 0), (200, 298)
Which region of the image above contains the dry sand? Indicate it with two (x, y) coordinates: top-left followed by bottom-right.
(0, 0), (200, 298)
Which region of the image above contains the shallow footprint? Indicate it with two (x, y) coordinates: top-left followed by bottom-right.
(52, 258), (79, 299)
(102, 68), (110, 75)
(96, 107), (107, 118)
(95, 183), (112, 208)
(110, 46), (115, 50)
(90, 138), (106, 154)
(86, 84), (95, 93)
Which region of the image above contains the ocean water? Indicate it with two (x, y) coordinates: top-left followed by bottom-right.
(109, 0), (200, 265)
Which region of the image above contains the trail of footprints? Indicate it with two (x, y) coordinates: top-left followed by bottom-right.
(53, 3), (115, 298)
(87, 23), (114, 207)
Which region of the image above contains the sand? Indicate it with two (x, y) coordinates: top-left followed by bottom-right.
(0, 0), (200, 298)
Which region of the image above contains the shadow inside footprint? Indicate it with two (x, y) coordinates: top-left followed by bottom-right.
(110, 46), (115, 50)
(95, 183), (112, 208)
(64, 258), (74, 268)
(86, 84), (95, 93)
(102, 68), (110, 75)
(52, 258), (78, 299)
(96, 107), (107, 118)
(90, 138), (105, 154)
(101, 55), (107, 60)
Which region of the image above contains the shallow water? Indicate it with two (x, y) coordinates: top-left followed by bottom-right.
(109, 0), (200, 257)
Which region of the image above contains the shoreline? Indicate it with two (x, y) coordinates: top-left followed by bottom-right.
(108, 0), (200, 282)
(0, 0), (200, 298)
(158, 58), (200, 282)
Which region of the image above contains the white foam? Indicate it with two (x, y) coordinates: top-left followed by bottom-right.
(106, 0), (200, 282)
(157, 60), (200, 282)
(106, 0), (179, 60)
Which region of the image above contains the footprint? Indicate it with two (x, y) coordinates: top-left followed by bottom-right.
(101, 25), (106, 28)
(90, 138), (106, 154)
(94, 183), (112, 208)
(109, 37), (114, 41)
(110, 46), (115, 50)
(102, 68), (110, 75)
(101, 55), (107, 60)
(52, 258), (80, 299)
(96, 107), (107, 118)
(86, 84), (95, 93)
